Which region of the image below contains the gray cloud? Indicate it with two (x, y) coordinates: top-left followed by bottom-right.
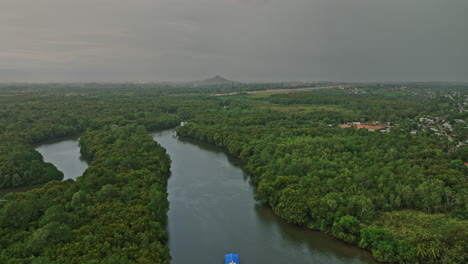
(0, 0), (467, 82)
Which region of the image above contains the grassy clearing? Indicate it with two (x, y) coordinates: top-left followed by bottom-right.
(246, 92), (276, 98)
(257, 105), (337, 111)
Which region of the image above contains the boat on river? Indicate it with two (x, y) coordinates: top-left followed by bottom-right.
(225, 253), (239, 264)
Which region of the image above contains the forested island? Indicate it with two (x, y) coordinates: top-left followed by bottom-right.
(0, 82), (467, 263)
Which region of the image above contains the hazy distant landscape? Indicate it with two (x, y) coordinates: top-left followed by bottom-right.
(0, 82), (466, 263)
(1, 0), (467, 263)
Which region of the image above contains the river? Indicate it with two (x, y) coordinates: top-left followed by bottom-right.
(0, 137), (89, 197)
(35, 136), (89, 180)
(151, 130), (377, 264)
(26, 131), (377, 264)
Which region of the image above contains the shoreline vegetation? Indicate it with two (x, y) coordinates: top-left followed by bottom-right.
(176, 123), (467, 263)
(0, 83), (467, 263)
(1, 124), (175, 263)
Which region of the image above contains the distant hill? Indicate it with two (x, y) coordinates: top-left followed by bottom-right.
(194, 75), (237, 85)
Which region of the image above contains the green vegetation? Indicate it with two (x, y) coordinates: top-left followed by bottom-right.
(0, 82), (467, 263)
(1, 125), (171, 263)
(176, 84), (468, 263)
(0, 85), (181, 188)
(0, 138), (63, 188)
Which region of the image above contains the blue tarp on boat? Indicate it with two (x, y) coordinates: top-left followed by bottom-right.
(225, 253), (239, 264)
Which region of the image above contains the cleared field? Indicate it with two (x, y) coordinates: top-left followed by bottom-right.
(340, 124), (386, 130)
(246, 92), (276, 98)
(214, 85), (347, 96)
(258, 106), (337, 111)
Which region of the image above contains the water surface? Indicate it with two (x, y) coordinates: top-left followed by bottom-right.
(35, 137), (88, 180)
(1, 137), (88, 197)
(151, 130), (377, 264)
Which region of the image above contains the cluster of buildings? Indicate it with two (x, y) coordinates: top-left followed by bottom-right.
(412, 116), (468, 147)
(339, 118), (466, 146)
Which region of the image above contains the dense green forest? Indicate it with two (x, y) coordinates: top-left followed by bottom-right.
(176, 85), (468, 263)
(0, 83), (467, 263)
(1, 125), (172, 263)
(0, 85), (182, 188)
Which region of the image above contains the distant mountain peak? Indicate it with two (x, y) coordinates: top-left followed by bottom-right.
(197, 75), (235, 85)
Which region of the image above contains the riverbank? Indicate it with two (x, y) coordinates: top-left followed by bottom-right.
(154, 129), (378, 264)
(174, 117), (467, 264)
(0, 136), (88, 197)
(0, 125), (172, 263)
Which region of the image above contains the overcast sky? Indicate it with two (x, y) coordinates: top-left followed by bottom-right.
(0, 0), (467, 82)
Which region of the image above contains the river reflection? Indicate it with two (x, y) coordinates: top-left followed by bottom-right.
(253, 204), (377, 263)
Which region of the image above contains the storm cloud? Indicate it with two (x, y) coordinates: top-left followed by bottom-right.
(0, 0), (467, 82)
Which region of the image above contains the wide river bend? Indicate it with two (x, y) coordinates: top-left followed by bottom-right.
(29, 130), (377, 264)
